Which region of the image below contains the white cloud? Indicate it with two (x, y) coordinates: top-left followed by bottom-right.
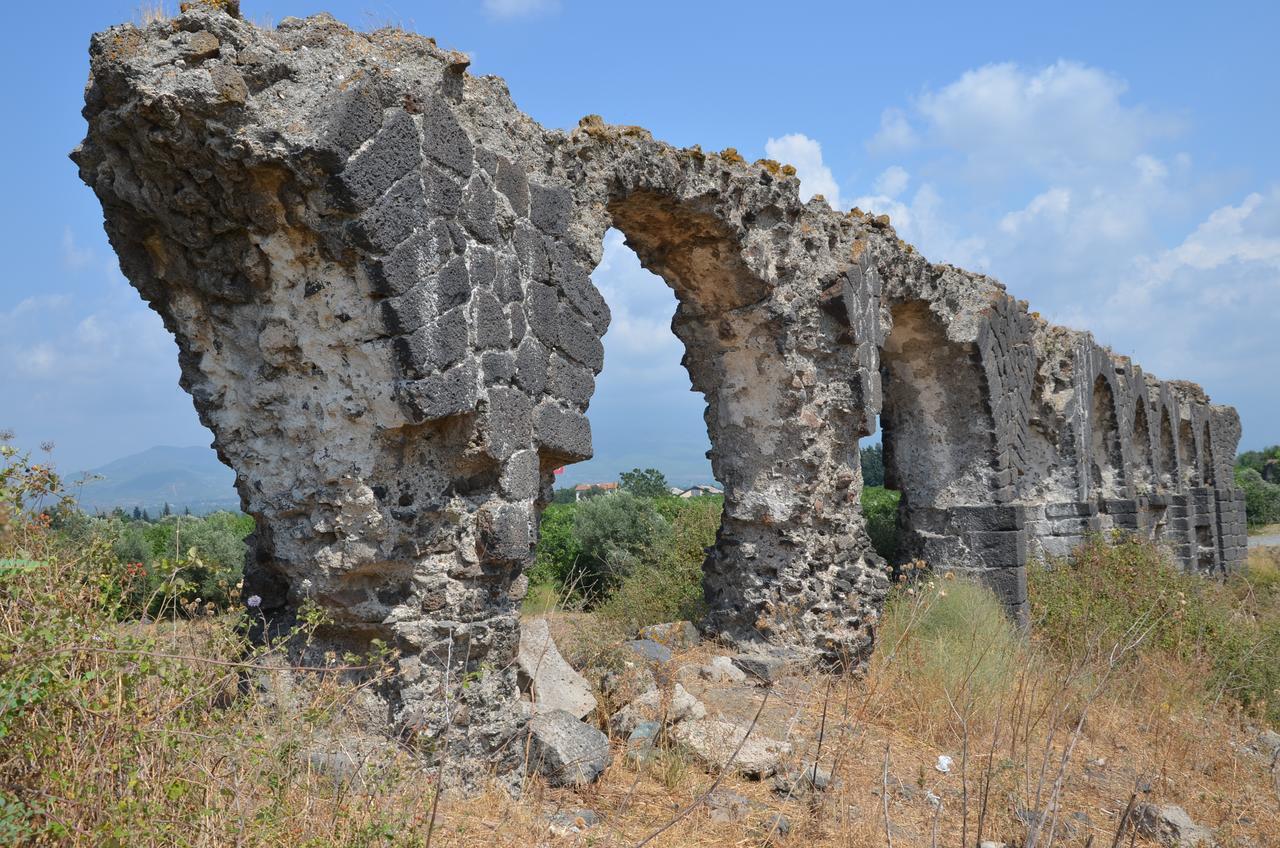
(765, 133), (843, 210)
(60, 227), (94, 271)
(872, 165), (910, 198)
(481, 0), (559, 19)
(999, 187), (1072, 235)
(905, 61), (1181, 182)
(1083, 188), (1280, 385)
(851, 183), (989, 270)
(868, 107), (919, 153)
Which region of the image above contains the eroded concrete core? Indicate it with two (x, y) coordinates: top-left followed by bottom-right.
(75, 8), (1246, 784)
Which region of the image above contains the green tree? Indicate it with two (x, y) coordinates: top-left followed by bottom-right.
(1237, 446), (1280, 475)
(528, 503), (581, 588)
(861, 444), (885, 487)
(1236, 467), (1280, 528)
(573, 491), (669, 596)
(620, 468), (670, 499)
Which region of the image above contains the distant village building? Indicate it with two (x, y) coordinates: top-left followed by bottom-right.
(573, 482), (619, 501)
(676, 484), (723, 498)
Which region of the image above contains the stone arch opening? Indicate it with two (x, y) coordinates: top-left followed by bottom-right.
(878, 300), (996, 568)
(1090, 376), (1124, 499)
(599, 192), (784, 617)
(1132, 401), (1154, 494)
(1201, 423), (1215, 486)
(1158, 406), (1177, 489)
(538, 185), (879, 657)
(1178, 416), (1197, 488)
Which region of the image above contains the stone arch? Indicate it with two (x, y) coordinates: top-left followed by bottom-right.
(1131, 400), (1154, 493)
(1178, 414), (1197, 489)
(878, 299), (997, 560)
(546, 176), (886, 663)
(1090, 374), (1125, 499)
(1200, 421), (1216, 486)
(1158, 404), (1177, 490)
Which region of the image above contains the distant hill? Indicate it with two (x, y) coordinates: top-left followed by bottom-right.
(75, 446), (239, 515)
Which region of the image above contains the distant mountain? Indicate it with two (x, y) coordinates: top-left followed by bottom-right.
(75, 446), (239, 514)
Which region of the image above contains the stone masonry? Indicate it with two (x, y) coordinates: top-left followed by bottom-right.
(75, 6), (1246, 783)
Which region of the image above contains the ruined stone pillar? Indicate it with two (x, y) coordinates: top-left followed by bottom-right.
(76, 8), (889, 782)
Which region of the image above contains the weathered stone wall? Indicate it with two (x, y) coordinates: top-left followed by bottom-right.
(75, 6), (1246, 783)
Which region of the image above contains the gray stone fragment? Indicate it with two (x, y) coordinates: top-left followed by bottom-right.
(732, 652), (790, 684)
(420, 95), (473, 175)
(1131, 803), (1215, 848)
(527, 709), (611, 787)
(547, 808), (601, 837)
(772, 761), (834, 797)
(547, 354), (595, 409)
(533, 402), (592, 461)
(624, 639), (672, 665)
(555, 309), (604, 371)
(334, 108), (421, 210)
(517, 618), (596, 720)
(350, 171), (427, 254)
(397, 362), (477, 422)
(707, 789), (754, 823)
(671, 719), (792, 778)
(609, 682), (706, 735)
(434, 255), (471, 311)
(529, 182), (572, 234)
(495, 156), (529, 217)
(513, 337), (549, 396)
(700, 655), (748, 683)
(473, 289), (509, 350)
(638, 620), (700, 650)
(500, 449), (539, 500)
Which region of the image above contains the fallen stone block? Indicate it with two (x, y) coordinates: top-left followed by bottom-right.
(701, 655), (748, 683)
(1131, 803), (1215, 848)
(547, 807), (601, 837)
(517, 618), (597, 720)
(637, 620), (700, 650)
(610, 683), (706, 735)
(527, 709), (611, 787)
(624, 638), (673, 665)
(670, 719), (792, 778)
(772, 761), (835, 797)
(731, 652), (791, 684)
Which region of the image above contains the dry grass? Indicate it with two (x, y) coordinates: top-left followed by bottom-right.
(6, 593), (1279, 846)
(135, 2), (170, 25)
(4, 490), (1278, 846)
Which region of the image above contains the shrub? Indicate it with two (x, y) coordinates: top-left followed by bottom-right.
(1031, 534), (1280, 724)
(874, 576), (1023, 733)
(528, 502), (581, 590)
(598, 495), (717, 630)
(860, 443), (885, 487)
(862, 485), (900, 561)
(1236, 467), (1280, 528)
(619, 467), (670, 499)
(572, 492), (669, 597)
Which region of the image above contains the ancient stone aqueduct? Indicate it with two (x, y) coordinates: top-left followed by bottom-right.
(77, 7), (1247, 780)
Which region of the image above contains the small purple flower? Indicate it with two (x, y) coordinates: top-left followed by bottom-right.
(246, 594), (262, 609)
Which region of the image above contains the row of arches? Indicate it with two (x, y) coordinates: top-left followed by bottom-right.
(1088, 373), (1217, 502)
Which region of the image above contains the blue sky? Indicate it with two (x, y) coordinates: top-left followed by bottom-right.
(1, 0), (1277, 489)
